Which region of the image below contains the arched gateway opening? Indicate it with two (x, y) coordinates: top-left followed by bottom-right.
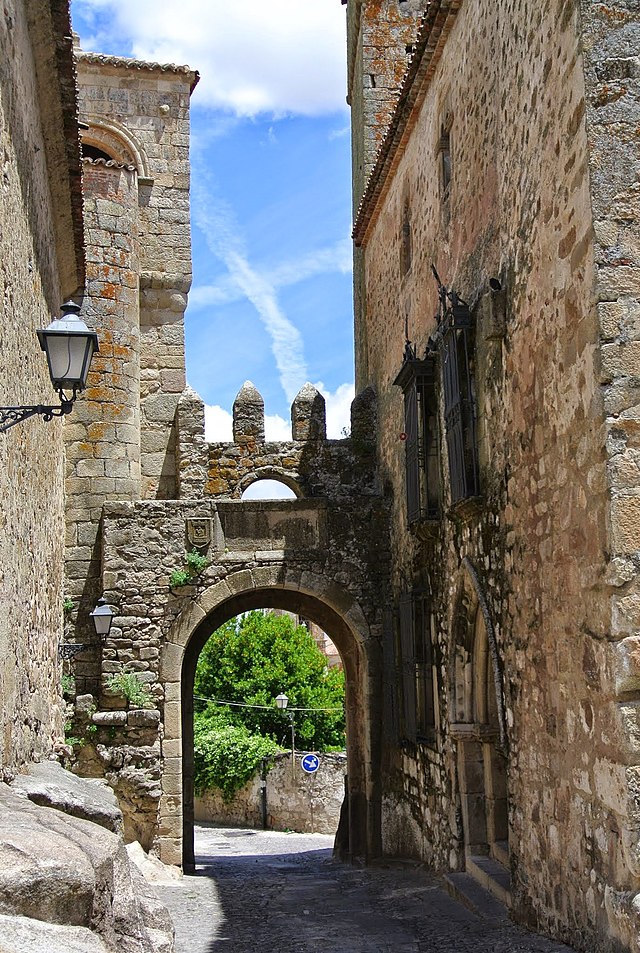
(160, 568), (379, 871)
(449, 559), (510, 903)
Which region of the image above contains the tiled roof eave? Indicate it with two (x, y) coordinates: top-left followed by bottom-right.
(76, 51), (200, 93)
(352, 0), (463, 248)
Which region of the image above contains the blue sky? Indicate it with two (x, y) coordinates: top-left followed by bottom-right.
(70, 0), (354, 440)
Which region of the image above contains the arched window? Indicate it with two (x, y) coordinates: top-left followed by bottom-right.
(241, 480), (297, 501)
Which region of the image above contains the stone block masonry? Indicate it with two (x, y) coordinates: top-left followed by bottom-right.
(0, 0), (84, 774)
(348, 0), (640, 949)
(195, 751), (347, 835)
(65, 51), (198, 688)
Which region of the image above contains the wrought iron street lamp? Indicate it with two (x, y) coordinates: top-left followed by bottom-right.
(59, 596), (115, 659)
(1, 301), (99, 433)
(90, 597), (115, 639)
(275, 692), (296, 780)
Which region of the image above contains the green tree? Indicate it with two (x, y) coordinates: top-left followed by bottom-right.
(194, 611), (345, 751)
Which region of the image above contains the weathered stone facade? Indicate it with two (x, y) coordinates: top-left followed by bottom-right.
(0, 0), (84, 773)
(349, 0), (640, 951)
(50, 5), (640, 951)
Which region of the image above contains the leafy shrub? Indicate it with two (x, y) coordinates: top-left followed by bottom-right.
(194, 611), (345, 751)
(107, 671), (154, 709)
(170, 548), (209, 588)
(61, 674), (76, 698)
(193, 714), (279, 801)
(169, 568), (191, 588)
(185, 549), (209, 574)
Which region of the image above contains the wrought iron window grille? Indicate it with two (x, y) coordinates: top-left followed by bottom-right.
(428, 266), (481, 507)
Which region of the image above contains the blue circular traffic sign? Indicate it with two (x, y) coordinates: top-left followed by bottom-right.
(301, 753), (320, 774)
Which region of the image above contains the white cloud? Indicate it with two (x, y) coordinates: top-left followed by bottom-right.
(204, 385), (352, 443)
(265, 414), (291, 442)
(73, 0), (348, 118)
(191, 182), (308, 404)
(189, 237), (352, 312)
(242, 480), (296, 500)
(204, 404), (232, 441)
(204, 404), (290, 442)
(316, 382), (354, 438)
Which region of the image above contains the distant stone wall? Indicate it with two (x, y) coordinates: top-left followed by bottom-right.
(0, 0), (83, 773)
(195, 752), (346, 835)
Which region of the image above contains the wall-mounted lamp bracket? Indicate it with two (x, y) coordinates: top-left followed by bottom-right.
(0, 398), (74, 434)
(58, 643), (89, 660)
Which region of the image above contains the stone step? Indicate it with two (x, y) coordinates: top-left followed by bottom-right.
(443, 870), (511, 922)
(466, 854), (512, 907)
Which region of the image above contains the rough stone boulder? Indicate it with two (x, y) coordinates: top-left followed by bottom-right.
(0, 781), (174, 953)
(0, 914), (110, 953)
(10, 760), (123, 834)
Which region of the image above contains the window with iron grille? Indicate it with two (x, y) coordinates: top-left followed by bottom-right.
(427, 276), (480, 507)
(398, 591), (437, 744)
(440, 304), (479, 504)
(394, 356), (441, 523)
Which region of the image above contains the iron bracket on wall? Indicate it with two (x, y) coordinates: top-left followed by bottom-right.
(0, 400), (73, 434)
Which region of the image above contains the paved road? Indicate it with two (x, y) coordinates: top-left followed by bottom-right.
(156, 824), (576, 953)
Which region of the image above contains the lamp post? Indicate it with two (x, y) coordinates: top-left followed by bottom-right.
(0, 300), (99, 433)
(275, 692), (296, 781)
(59, 596), (115, 659)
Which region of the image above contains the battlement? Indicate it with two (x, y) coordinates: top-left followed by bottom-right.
(176, 381), (378, 501)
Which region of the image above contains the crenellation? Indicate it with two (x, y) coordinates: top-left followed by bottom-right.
(291, 383), (326, 441)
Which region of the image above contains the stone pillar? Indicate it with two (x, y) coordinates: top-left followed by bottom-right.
(233, 381), (265, 444)
(292, 383), (326, 441)
(350, 385), (377, 452)
(176, 386), (208, 499)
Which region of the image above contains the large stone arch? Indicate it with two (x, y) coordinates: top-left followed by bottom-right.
(159, 566), (380, 870)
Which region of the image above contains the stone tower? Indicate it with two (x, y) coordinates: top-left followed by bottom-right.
(346, 0), (423, 388)
(65, 46), (198, 685)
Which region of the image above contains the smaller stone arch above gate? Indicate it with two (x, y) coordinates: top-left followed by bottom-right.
(80, 118), (153, 183)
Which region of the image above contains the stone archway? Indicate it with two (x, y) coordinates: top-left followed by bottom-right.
(449, 559), (510, 901)
(159, 567), (379, 871)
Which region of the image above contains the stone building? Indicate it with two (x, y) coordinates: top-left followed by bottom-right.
(0, 0), (84, 774)
(347, 0), (640, 951)
(44, 3), (640, 952)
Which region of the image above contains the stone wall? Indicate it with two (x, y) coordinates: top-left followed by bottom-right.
(349, 0), (640, 949)
(0, 0), (84, 772)
(65, 381), (389, 866)
(195, 751), (347, 835)
(74, 51), (197, 495)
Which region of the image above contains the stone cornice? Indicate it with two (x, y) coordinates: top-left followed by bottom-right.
(352, 0), (463, 248)
(76, 51), (200, 93)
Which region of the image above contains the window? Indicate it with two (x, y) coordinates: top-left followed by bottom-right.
(440, 298), (479, 504)
(437, 110), (453, 224)
(394, 355), (441, 523)
(400, 197), (412, 277)
(398, 591), (437, 743)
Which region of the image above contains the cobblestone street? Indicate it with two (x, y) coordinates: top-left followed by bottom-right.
(156, 825), (577, 953)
